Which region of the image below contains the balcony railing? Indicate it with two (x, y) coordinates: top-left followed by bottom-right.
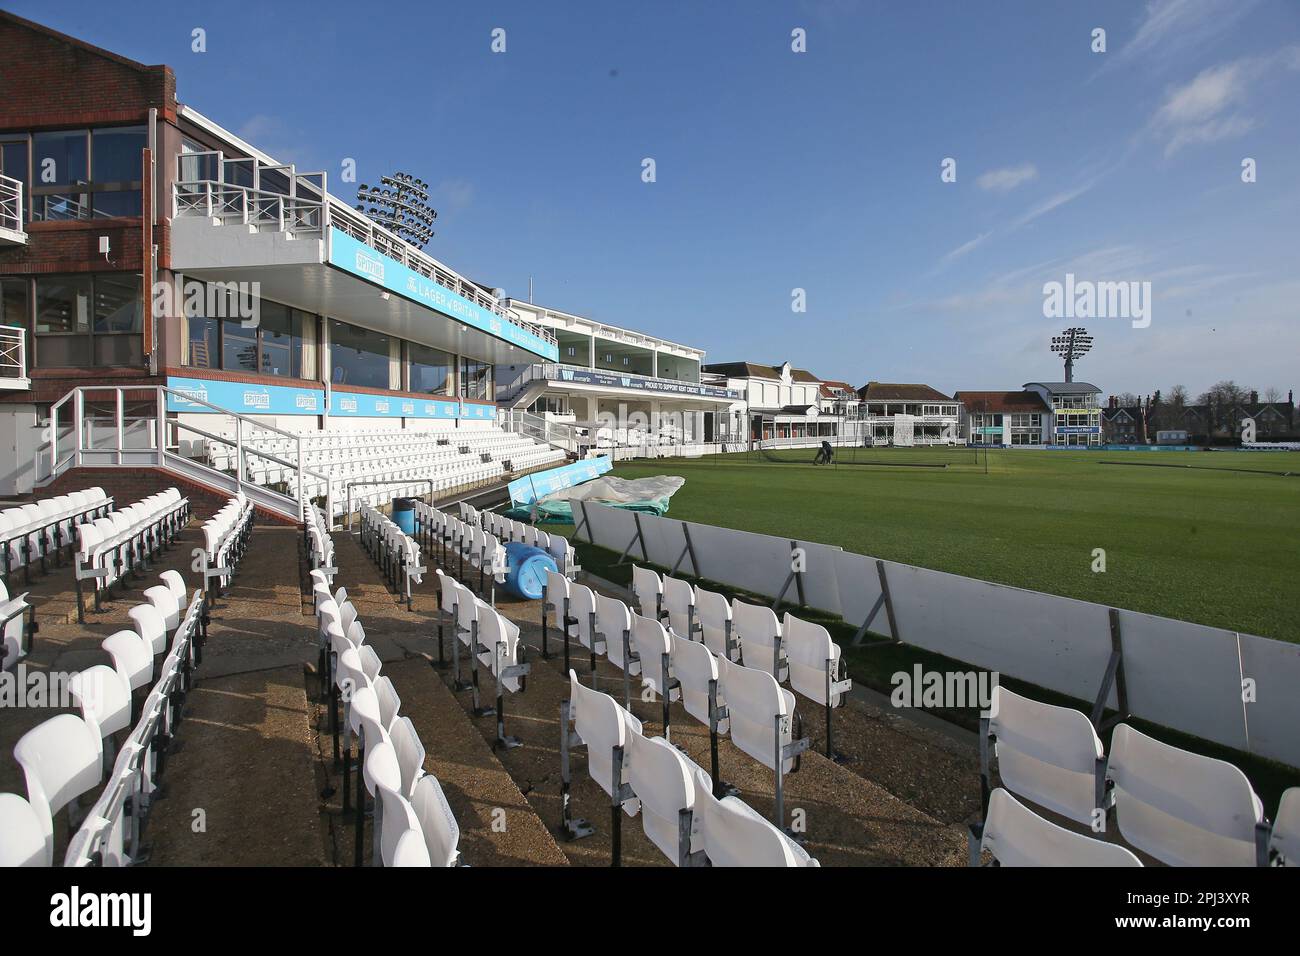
(0, 175), (26, 244)
(172, 152), (556, 349)
(0, 325), (29, 390)
(498, 361), (740, 402)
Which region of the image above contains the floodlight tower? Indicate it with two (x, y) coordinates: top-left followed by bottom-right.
(355, 172), (438, 248)
(1050, 327), (1093, 383)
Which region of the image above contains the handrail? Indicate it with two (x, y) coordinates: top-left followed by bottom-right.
(44, 385), (331, 521)
(0, 325), (27, 383)
(0, 174), (22, 234)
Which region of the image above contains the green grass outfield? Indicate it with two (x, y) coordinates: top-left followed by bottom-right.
(582, 447), (1300, 643)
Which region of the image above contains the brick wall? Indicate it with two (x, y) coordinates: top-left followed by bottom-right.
(0, 12), (176, 129)
(28, 467), (298, 526)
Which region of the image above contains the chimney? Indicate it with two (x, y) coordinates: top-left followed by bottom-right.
(1250, 389), (1258, 405)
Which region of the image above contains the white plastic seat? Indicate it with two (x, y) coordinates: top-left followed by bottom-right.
(661, 575), (697, 639)
(731, 598), (785, 680)
(566, 669), (641, 811)
(1270, 787), (1300, 866)
(102, 630), (154, 692)
(689, 761), (818, 867)
(127, 604), (168, 657)
(715, 655), (806, 827)
(69, 665), (133, 739)
(626, 730), (703, 866)
(630, 613), (675, 701)
(411, 772), (461, 867)
(980, 788), (1142, 867)
(1106, 724), (1265, 867)
(377, 784), (425, 866)
(14, 714), (104, 864)
(0, 792), (48, 866)
(982, 686), (1104, 826)
(143, 585), (181, 632)
(631, 565), (662, 620)
(695, 587), (736, 660)
(669, 631), (724, 732)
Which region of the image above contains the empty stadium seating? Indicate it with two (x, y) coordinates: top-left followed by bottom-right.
(0, 488), (113, 585)
(204, 425), (566, 518)
(74, 489), (189, 623)
(560, 669), (819, 866)
(0, 571), (208, 867)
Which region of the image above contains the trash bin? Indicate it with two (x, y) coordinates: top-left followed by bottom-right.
(503, 542), (557, 600)
(391, 497), (417, 535)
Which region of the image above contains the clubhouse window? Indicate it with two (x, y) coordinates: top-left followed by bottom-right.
(30, 126), (147, 220)
(460, 357), (492, 400)
(407, 342), (453, 395)
(329, 320), (392, 390)
(34, 273), (143, 367)
(184, 283), (307, 378)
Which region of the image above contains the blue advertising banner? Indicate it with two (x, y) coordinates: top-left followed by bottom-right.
(167, 376), (498, 422)
(328, 229), (559, 362)
(552, 365), (739, 399)
(508, 455), (613, 507)
(166, 376), (324, 415)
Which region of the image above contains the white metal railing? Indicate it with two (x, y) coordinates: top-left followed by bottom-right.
(172, 152), (557, 349)
(0, 325), (28, 388)
(498, 408), (582, 454)
(0, 174), (24, 236)
(43, 385), (332, 521)
(496, 361), (739, 403)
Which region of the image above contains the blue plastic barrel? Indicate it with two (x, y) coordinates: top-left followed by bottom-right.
(391, 497), (417, 535)
(504, 542), (557, 601)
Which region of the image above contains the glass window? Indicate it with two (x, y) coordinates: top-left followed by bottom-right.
(330, 320), (391, 389)
(258, 301), (301, 378)
(1, 278), (28, 329)
(92, 273), (142, 333)
(32, 130), (89, 221)
(460, 357), (491, 400)
(408, 342), (451, 395)
(35, 275), (91, 334)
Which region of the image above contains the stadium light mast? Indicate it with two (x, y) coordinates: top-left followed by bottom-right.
(355, 172), (438, 248)
(1050, 327), (1093, 383)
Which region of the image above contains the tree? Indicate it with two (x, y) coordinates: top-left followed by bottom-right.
(1263, 386), (1284, 403)
(1113, 392), (1141, 407)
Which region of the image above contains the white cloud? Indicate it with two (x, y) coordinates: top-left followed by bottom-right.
(938, 232), (991, 265)
(976, 164), (1038, 193)
(1009, 181), (1096, 230)
(1111, 0), (1260, 69)
(1155, 62), (1248, 125)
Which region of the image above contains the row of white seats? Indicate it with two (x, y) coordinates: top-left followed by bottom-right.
(358, 502), (425, 610)
(545, 572), (811, 832)
(976, 684), (1300, 867)
(462, 503), (577, 577)
(0, 578), (34, 674)
(431, 569), (531, 748)
(412, 502), (509, 601)
(1, 488), (113, 584)
(74, 489), (189, 623)
(1, 571), (202, 867)
(312, 570), (461, 866)
(199, 494), (255, 596)
(631, 566), (852, 757)
(303, 501), (336, 584)
(561, 670), (818, 866)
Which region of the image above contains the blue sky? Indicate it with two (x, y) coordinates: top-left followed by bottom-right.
(10, 0), (1300, 397)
